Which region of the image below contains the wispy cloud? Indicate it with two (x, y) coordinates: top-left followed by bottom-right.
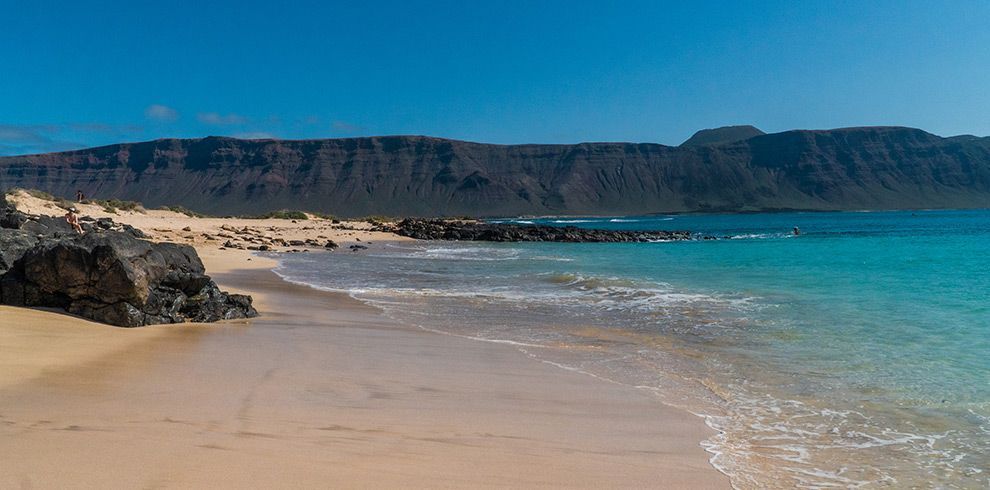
(0, 120), (158, 156)
(0, 124), (85, 156)
(198, 112), (248, 126)
(0, 108), (335, 155)
(0, 124), (55, 144)
(332, 120), (362, 133)
(145, 104), (179, 122)
(68, 122), (145, 134)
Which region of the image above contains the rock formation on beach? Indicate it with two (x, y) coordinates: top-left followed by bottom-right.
(1, 126), (989, 217)
(0, 195), (257, 327)
(387, 218), (693, 242)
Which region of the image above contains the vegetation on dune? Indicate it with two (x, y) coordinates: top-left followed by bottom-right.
(309, 211), (338, 220)
(4, 188), (347, 222)
(3, 188), (149, 215)
(160, 205), (209, 218)
(18, 188), (56, 200)
(244, 209), (309, 220)
(5, 188), (75, 210)
(360, 215), (395, 225)
(83, 198), (145, 214)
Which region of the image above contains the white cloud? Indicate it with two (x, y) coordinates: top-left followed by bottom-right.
(332, 120), (361, 132)
(198, 112), (248, 125)
(145, 104), (179, 122)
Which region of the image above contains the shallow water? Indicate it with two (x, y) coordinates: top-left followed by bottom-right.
(275, 210), (990, 489)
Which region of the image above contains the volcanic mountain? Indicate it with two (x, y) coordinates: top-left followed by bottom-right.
(680, 125), (766, 146)
(1, 126), (988, 217)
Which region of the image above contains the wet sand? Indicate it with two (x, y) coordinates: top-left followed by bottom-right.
(0, 247), (728, 489)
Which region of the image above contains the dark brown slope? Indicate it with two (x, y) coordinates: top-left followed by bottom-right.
(1, 127), (989, 217)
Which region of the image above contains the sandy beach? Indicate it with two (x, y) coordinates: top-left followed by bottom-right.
(0, 192), (728, 488)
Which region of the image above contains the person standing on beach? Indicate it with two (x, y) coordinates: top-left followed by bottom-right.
(76, 190), (85, 201)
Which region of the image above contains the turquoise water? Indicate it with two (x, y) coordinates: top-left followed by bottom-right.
(275, 210), (990, 488)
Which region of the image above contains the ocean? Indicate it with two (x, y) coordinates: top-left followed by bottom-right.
(273, 210), (989, 489)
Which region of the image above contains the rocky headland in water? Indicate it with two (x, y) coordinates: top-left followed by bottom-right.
(385, 218), (694, 242)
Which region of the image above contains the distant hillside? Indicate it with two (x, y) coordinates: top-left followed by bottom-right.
(680, 125), (766, 146)
(1, 126), (989, 217)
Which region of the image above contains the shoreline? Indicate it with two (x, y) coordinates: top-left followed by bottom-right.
(0, 248), (730, 488)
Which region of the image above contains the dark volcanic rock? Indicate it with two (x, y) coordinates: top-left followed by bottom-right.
(388, 219), (691, 243)
(0, 195), (39, 275)
(0, 196), (27, 230)
(0, 197), (257, 327)
(1, 232), (257, 327)
(680, 125), (766, 146)
(1, 127), (989, 217)
(0, 229), (36, 276)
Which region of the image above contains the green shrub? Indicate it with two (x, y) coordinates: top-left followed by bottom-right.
(160, 205), (208, 218)
(23, 189), (57, 200)
(310, 211), (338, 220)
(5, 188), (57, 200)
(4, 188), (77, 210)
(360, 215), (393, 225)
(83, 198), (145, 214)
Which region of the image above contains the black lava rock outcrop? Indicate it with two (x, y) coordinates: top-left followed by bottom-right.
(388, 218), (691, 242)
(0, 195), (257, 327)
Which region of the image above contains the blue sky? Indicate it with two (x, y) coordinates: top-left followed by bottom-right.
(1, 0), (988, 155)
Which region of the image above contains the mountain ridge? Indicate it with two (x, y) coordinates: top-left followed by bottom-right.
(1, 126), (988, 217)
(680, 125), (766, 146)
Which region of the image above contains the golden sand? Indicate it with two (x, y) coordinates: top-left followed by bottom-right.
(0, 191), (728, 488)
(7, 189), (410, 253)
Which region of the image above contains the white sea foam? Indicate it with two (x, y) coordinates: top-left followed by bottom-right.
(727, 232), (795, 240)
(609, 217), (673, 222)
(373, 245), (521, 261)
(530, 255), (575, 262)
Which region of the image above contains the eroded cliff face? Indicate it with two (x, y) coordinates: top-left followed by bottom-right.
(1, 127), (988, 217)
